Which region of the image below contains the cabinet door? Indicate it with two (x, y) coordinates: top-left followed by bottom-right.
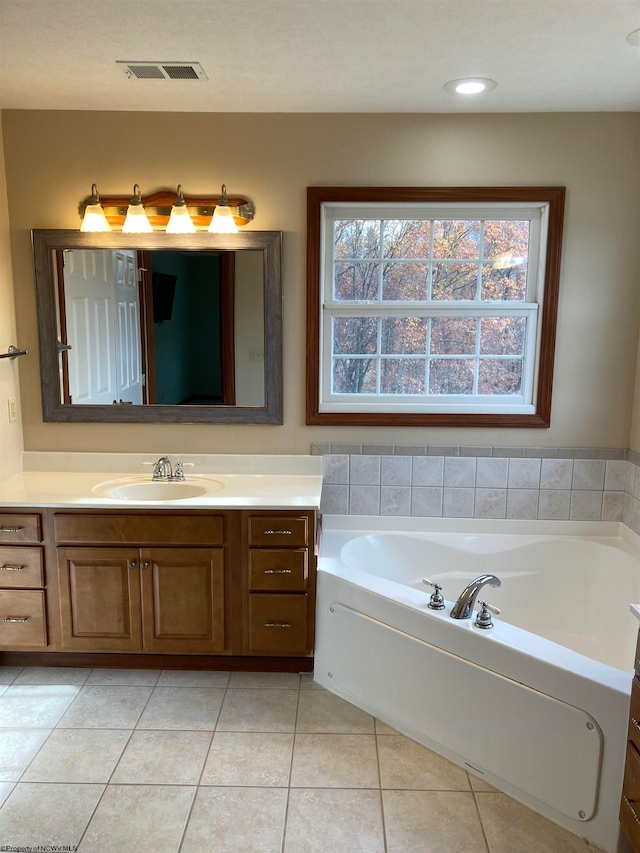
(57, 547), (142, 651)
(141, 548), (225, 653)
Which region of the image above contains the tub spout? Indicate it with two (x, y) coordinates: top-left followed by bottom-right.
(450, 574), (501, 620)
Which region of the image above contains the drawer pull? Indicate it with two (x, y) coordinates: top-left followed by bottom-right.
(624, 797), (640, 825)
(264, 569), (293, 575)
(264, 530), (292, 536)
(3, 616), (30, 623)
(632, 717), (640, 733)
(0, 527), (22, 533)
(264, 621), (292, 629)
(0, 565), (24, 572)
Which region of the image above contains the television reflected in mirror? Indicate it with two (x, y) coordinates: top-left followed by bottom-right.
(32, 230), (283, 424)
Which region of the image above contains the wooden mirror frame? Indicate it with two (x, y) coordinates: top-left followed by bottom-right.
(32, 229), (283, 424)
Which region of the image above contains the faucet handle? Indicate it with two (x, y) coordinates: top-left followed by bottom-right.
(422, 578), (445, 610)
(475, 600), (501, 630)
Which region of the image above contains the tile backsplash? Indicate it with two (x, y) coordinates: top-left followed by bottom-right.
(315, 444), (639, 531)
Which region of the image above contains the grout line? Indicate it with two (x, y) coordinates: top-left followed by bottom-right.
(471, 788), (492, 853)
(280, 681), (302, 853)
(374, 729), (389, 852)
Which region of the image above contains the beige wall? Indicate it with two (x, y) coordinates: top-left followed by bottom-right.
(0, 118), (24, 478)
(2, 110), (639, 456)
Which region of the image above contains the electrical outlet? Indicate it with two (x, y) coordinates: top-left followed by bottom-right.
(249, 347), (264, 363)
(7, 398), (17, 423)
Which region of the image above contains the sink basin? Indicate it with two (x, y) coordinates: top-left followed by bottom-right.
(93, 477), (225, 502)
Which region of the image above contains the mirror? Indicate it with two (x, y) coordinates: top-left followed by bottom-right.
(32, 230), (283, 424)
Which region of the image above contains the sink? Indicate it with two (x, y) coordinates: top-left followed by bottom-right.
(92, 477), (225, 502)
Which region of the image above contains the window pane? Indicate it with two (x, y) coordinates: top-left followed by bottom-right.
(381, 317), (428, 354)
(334, 262), (379, 301)
(382, 220), (431, 258)
(429, 359), (475, 394)
(432, 262), (478, 300)
(480, 317), (526, 355)
(482, 220), (530, 262)
(381, 359), (425, 394)
(333, 317), (378, 354)
(481, 262), (527, 301)
(478, 359), (523, 395)
(382, 262), (429, 300)
(430, 317), (477, 354)
(334, 220), (380, 259)
(433, 220), (480, 259)
(333, 358), (377, 393)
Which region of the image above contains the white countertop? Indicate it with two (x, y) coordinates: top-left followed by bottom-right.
(0, 453), (323, 510)
(630, 604), (640, 624)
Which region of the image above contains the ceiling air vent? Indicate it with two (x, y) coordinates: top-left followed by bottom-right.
(117, 61), (208, 81)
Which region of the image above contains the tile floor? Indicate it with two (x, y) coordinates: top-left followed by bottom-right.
(0, 665), (604, 852)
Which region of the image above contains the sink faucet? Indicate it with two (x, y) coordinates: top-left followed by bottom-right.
(152, 456), (173, 481)
(450, 574), (501, 620)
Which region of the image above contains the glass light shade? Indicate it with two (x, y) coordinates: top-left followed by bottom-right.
(166, 204), (196, 234)
(81, 203), (111, 232)
(208, 204), (238, 234)
(122, 204), (152, 233)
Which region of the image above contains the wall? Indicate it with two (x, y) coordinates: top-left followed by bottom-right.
(2, 111), (639, 456)
(0, 118), (23, 479)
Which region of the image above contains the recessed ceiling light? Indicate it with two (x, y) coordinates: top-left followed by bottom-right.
(443, 77), (497, 95)
(627, 29), (640, 47)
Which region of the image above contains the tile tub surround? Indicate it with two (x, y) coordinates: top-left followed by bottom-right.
(318, 444), (631, 526)
(0, 666), (600, 853)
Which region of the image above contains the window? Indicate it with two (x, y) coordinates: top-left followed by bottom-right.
(306, 187), (565, 427)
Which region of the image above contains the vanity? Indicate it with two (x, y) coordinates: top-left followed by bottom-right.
(0, 453), (322, 672)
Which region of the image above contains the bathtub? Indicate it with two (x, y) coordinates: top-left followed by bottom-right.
(314, 516), (640, 853)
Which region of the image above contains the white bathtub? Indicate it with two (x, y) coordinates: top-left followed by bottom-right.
(315, 516), (640, 853)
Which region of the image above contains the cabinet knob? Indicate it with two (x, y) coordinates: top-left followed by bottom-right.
(140, 562), (150, 570)
(0, 565), (24, 572)
(3, 616), (29, 623)
(127, 561), (137, 570)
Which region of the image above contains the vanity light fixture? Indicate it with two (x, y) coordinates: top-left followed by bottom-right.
(78, 186), (255, 231)
(443, 77), (497, 95)
(208, 184), (238, 234)
(80, 184), (111, 232)
(122, 184), (153, 233)
(166, 185), (196, 233)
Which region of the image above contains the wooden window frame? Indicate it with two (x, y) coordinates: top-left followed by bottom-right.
(306, 186), (565, 428)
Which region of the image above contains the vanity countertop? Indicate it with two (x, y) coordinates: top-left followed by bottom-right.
(0, 452), (323, 510)
(630, 604), (640, 624)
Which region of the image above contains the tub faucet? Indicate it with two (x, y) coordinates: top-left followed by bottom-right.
(450, 574), (501, 620)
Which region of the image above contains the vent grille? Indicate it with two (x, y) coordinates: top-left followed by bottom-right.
(117, 61), (208, 81)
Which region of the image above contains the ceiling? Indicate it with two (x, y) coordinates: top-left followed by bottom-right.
(0, 0), (638, 113)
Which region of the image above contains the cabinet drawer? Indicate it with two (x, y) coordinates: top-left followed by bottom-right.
(54, 513), (224, 546)
(621, 742), (640, 851)
(249, 550), (308, 592)
(248, 516), (308, 548)
(0, 547), (44, 588)
(248, 594), (309, 654)
(0, 590), (46, 648)
(0, 514), (42, 544)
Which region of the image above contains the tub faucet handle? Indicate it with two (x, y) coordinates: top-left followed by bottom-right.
(475, 600), (500, 630)
(422, 578), (445, 610)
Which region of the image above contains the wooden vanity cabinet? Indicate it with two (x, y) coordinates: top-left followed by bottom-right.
(620, 630), (640, 852)
(0, 513), (47, 649)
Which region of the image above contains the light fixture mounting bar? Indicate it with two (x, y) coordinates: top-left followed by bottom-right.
(79, 189), (255, 229)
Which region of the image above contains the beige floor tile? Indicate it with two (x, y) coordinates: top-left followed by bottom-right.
(468, 771), (500, 792)
(375, 718), (399, 734)
(79, 784), (195, 853)
(291, 733), (379, 788)
(217, 688), (298, 733)
(14, 667), (92, 685)
(377, 734), (470, 790)
(0, 667), (23, 684)
(0, 728), (51, 781)
(300, 673), (323, 689)
(0, 782), (104, 848)
(86, 668), (161, 686)
(22, 728), (131, 783)
(201, 731), (293, 786)
(158, 670), (230, 688)
(284, 788), (385, 852)
(57, 685), (152, 729)
(383, 790), (488, 853)
(228, 671), (301, 689)
(136, 687), (225, 731)
(296, 689), (375, 733)
(0, 781), (14, 807)
(111, 729), (211, 784)
(0, 684), (80, 728)
(181, 786), (287, 852)
(475, 792), (591, 853)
